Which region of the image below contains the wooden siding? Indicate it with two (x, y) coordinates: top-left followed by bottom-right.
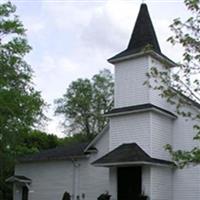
(114, 56), (149, 108)
(14, 129), (110, 200)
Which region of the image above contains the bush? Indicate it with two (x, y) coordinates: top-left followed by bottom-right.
(97, 192), (111, 200)
(62, 191), (71, 200)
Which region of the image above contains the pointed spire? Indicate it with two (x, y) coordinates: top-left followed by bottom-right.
(108, 4), (162, 63)
(127, 3), (161, 53)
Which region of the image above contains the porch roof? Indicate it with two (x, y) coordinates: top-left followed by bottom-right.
(92, 143), (174, 167)
(6, 175), (32, 184)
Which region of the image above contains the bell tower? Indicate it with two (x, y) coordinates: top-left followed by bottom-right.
(106, 3), (176, 155)
(108, 3), (175, 109)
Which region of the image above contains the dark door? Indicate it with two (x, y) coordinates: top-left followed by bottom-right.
(117, 167), (141, 200)
(22, 186), (28, 200)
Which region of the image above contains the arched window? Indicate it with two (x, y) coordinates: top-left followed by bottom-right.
(22, 186), (28, 200)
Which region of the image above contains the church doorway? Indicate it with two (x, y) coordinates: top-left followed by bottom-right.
(22, 186), (29, 200)
(117, 166), (141, 200)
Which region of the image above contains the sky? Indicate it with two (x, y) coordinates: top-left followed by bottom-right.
(10, 0), (189, 137)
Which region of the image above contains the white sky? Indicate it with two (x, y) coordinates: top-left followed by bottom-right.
(11, 0), (189, 137)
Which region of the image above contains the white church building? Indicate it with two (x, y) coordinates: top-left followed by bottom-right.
(7, 3), (200, 200)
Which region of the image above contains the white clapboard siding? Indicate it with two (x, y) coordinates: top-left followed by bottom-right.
(114, 56), (149, 108)
(14, 128), (110, 200)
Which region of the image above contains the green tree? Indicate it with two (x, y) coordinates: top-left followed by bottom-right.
(16, 130), (60, 156)
(0, 2), (46, 199)
(147, 0), (200, 168)
(55, 69), (114, 138)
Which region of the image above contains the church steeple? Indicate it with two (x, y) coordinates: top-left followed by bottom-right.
(127, 3), (161, 54)
(108, 4), (162, 63)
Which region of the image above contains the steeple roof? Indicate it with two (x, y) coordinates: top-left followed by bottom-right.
(108, 4), (175, 65)
(127, 3), (161, 54)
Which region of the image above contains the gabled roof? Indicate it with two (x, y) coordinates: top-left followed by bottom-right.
(84, 125), (109, 153)
(6, 175), (31, 183)
(171, 87), (200, 109)
(18, 142), (89, 163)
(105, 103), (177, 119)
(18, 125), (110, 163)
(92, 143), (174, 167)
(108, 4), (176, 67)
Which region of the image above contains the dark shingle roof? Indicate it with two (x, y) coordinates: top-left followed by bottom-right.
(18, 142), (89, 163)
(108, 4), (175, 66)
(108, 4), (160, 61)
(92, 143), (174, 167)
(127, 3), (161, 54)
(105, 103), (176, 118)
(6, 175), (31, 183)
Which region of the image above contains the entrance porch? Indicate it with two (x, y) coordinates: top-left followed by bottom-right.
(93, 143), (174, 200)
(6, 175), (31, 200)
(109, 165), (150, 200)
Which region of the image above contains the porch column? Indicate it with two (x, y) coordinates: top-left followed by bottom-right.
(13, 184), (22, 200)
(142, 166), (151, 197)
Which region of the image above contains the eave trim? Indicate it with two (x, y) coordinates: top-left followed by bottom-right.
(105, 104), (177, 119)
(108, 50), (176, 68)
(93, 161), (174, 168)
